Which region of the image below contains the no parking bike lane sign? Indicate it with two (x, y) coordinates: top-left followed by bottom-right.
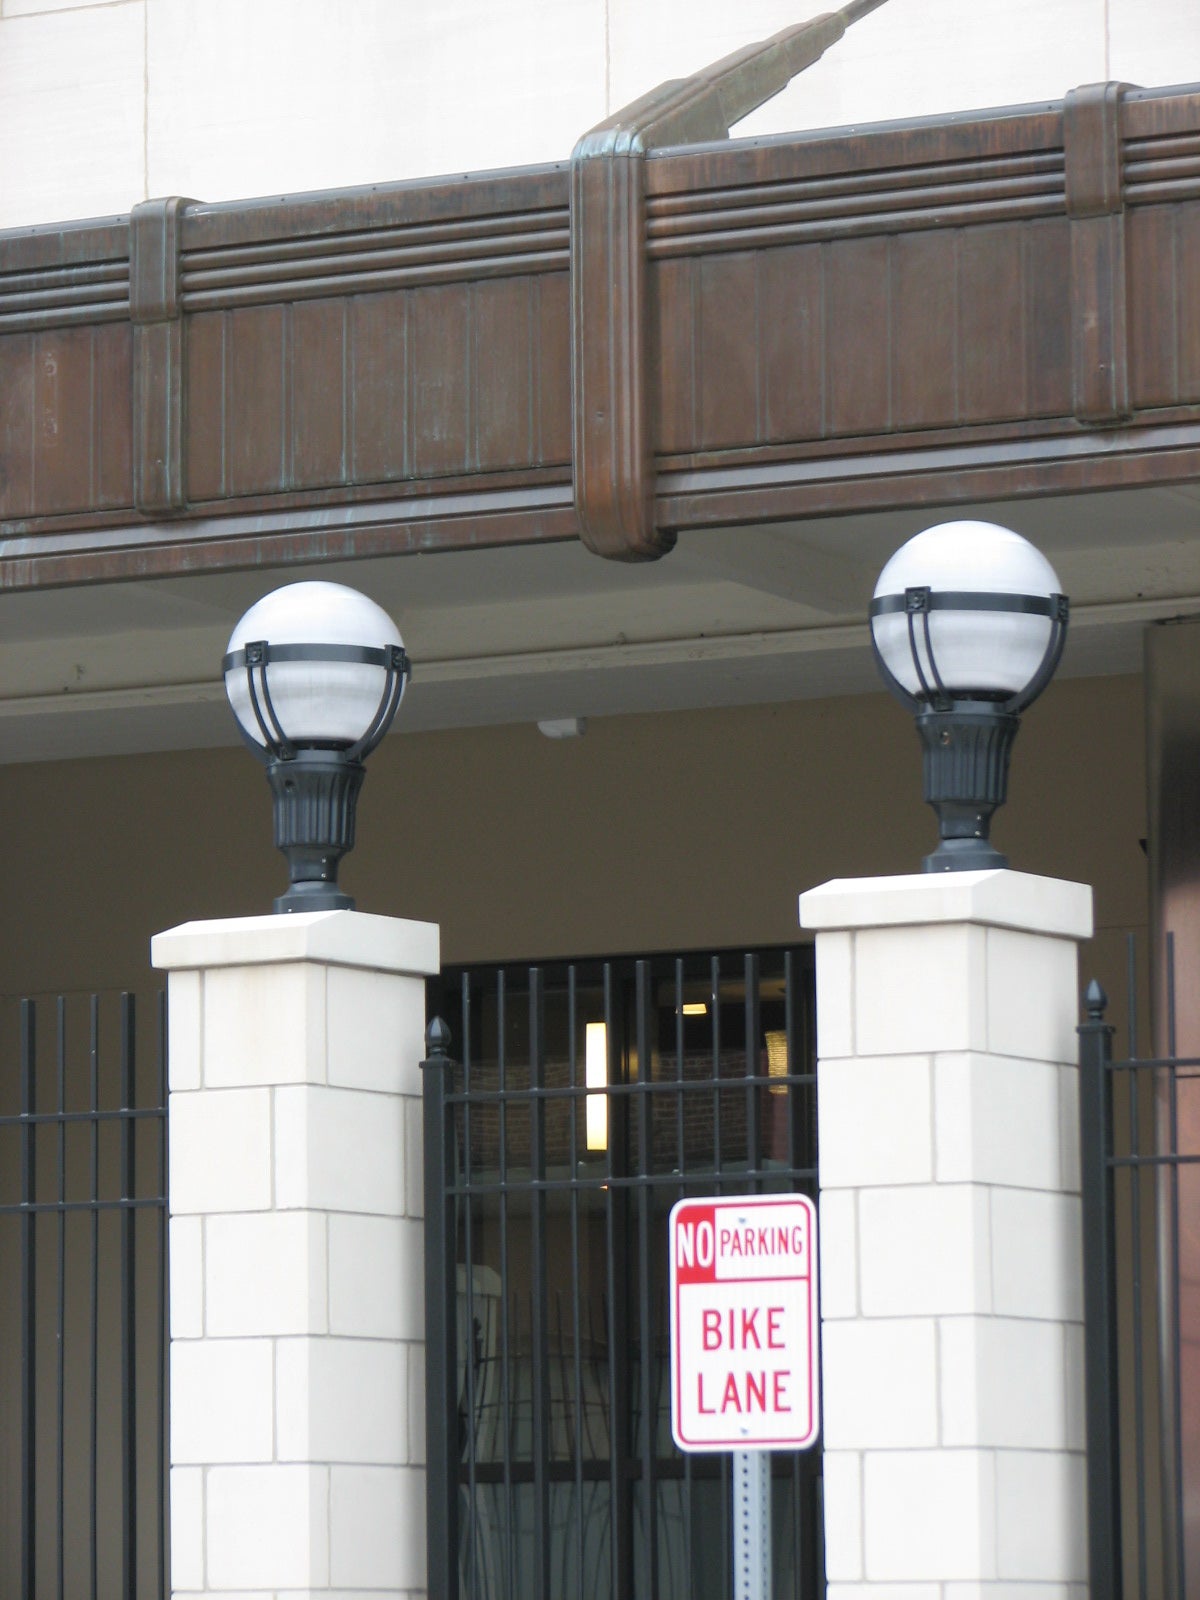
(668, 1190), (819, 1453)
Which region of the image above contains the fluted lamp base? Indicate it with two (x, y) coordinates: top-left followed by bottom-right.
(267, 749), (365, 912)
(915, 703), (1019, 873)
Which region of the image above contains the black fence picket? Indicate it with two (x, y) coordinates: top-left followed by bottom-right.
(1080, 935), (1199, 1600)
(0, 990), (168, 1600)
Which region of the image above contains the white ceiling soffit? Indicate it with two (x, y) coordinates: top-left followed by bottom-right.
(0, 483), (1196, 764)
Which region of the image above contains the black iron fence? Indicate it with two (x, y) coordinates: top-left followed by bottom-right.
(423, 947), (822, 1600)
(1080, 936), (1199, 1600)
(0, 990), (168, 1600)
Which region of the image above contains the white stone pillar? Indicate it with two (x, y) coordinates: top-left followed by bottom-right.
(799, 870), (1093, 1600)
(152, 909), (439, 1600)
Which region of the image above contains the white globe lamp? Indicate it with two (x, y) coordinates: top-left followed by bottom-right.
(869, 520), (1068, 871)
(223, 580), (410, 911)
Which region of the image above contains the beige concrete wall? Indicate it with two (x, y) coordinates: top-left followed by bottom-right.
(0, 674), (1146, 1003)
(0, 0), (1196, 231)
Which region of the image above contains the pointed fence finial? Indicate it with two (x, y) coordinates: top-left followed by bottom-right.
(425, 1015), (452, 1058)
(1084, 979), (1108, 1022)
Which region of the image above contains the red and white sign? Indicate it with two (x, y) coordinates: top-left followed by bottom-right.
(669, 1192), (819, 1452)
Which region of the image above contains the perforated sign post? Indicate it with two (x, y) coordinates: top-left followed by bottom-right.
(669, 1192), (819, 1600)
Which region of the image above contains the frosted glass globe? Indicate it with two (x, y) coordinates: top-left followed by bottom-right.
(225, 581), (405, 748)
(871, 521), (1062, 699)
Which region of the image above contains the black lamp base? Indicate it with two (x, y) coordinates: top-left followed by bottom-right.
(922, 837), (1009, 874)
(916, 703), (1019, 874)
(274, 881), (356, 915)
(267, 749), (365, 914)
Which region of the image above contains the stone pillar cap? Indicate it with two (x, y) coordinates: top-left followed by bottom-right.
(151, 907), (440, 975)
(799, 868), (1093, 940)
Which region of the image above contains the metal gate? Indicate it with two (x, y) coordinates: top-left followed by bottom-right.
(0, 990), (168, 1600)
(422, 947), (822, 1600)
(1080, 936), (1198, 1600)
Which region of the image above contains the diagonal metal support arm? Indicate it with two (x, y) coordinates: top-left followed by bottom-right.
(607, 1), (890, 153)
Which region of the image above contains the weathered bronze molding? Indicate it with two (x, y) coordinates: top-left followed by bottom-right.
(1, 66), (1199, 590)
(131, 197), (193, 514)
(1065, 82), (1131, 423)
(570, 4), (885, 561)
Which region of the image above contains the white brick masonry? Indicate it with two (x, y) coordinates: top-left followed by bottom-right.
(152, 908), (439, 1600)
(800, 870), (1092, 1598)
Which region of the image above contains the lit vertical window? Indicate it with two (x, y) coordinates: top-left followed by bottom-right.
(766, 1029), (789, 1096)
(585, 1021), (608, 1151)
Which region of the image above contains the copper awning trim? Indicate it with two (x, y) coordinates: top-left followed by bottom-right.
(0, 215), (132, 333)
(179, 248), (569, 314)
(181, 161), (568, 240)
(0, 167), (573, 329)
(0, 480), (578, 589)
(179, 232), (567, 287)
(1, 45), (1200, 587)
(646, 157), (1068, 226)
(0, 264), (130, 330)
(178, 201), (571, 310)
(183, 205), (566, 267)
(645, 192), (1067, 256)
(659, 417), (1200, 499)
(647, 102), (1071, 189)
(658, 427), (1200, 532)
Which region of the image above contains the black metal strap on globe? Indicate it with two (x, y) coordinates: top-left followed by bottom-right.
(869, 587), (1069, 713)
(222, 640), (411, 762)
